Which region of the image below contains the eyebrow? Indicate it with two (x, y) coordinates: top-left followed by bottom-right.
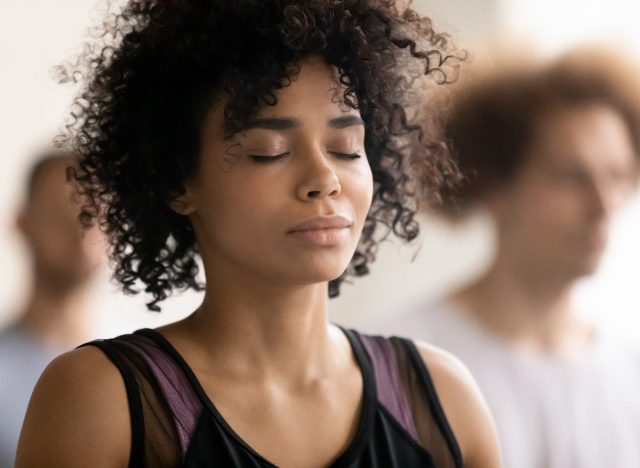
(328, 115), (365, 129)
(244, 114), (364, 131)
(246, 118), (299, 131)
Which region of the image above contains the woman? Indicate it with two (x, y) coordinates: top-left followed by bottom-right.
(17, 1), (500, 466)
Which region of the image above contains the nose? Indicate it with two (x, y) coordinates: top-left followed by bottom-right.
(295, 148), (341, 201)
(587, 176), (628, 221)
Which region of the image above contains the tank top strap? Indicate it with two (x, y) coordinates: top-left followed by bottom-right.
(81, 329), (205, 467)
(345, 329), (464, 468)
(80, 339), (146, 468)
(398, 337), (464, 467)
(349, 331), (420, 439)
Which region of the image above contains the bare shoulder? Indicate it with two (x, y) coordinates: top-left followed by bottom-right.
(16, 346), (131, 468)
(414, 341), (503, 468)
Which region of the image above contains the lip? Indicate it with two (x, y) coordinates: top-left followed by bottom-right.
(287, 215), (352, 246)
(287, 215), (352, 233)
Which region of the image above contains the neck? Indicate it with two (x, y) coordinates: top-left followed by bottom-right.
(17, 274), (93, 349)
(173, 274), (342, 384)
(454, 252), (594, 358)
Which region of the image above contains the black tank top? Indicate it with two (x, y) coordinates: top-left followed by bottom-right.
(83, 328), (463, 467)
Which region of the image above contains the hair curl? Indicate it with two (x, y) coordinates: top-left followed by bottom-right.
(59, 0), (463, 310)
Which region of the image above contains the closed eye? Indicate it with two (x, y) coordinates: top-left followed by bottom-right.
(330, 151), (363, 160)
(249, 152), (289, 163)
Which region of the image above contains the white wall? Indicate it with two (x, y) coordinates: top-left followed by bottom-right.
(0, 1), (639, 345)
(498, 0), (640, 57)
(415, 0), (499, 46)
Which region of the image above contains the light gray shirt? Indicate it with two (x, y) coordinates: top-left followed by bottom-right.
(0, 325), (62, 468)
(383, 301), (640, 468)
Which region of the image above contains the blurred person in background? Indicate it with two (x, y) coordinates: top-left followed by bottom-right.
(0, 150), (103, 466)
(385, 48), (640, 468)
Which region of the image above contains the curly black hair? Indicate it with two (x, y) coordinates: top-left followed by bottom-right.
(59, 0), (463, 310)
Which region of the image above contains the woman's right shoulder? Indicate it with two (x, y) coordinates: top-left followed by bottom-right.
(15, 345), (132, 468)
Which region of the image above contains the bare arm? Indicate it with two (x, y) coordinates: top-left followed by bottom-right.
(415, 342), (503, 468)
(15, 347), (131, 468)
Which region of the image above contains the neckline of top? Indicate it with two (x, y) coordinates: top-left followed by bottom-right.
(135, 326), (377, 467)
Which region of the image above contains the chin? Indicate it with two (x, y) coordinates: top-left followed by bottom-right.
(293, 262), (352, 287)
(564, 259), (601, 281)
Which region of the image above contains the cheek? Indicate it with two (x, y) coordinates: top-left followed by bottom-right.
(194, 178), (276, 243)
(508, 186), (581, 239)
(537, 188), (583, 221)
(81, 227), (105, 262)
(345, 163), (374, 216)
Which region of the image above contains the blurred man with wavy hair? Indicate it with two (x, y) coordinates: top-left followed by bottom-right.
(388, 47), (640, 468)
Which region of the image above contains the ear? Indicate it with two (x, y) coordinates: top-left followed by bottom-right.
(168, 188), (196, 216)
(15, 209), (30, 237)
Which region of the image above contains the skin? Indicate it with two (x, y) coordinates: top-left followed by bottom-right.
(455, 103), (638, 357)
(17, 57), (501, 467)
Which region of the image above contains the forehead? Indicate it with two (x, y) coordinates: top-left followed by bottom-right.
(254, 57), (357, 119)
(201, 57), (362, 145)
(527, 103), (636, 169)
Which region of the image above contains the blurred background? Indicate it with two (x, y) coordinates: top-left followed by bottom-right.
(0, 0), (639, 345)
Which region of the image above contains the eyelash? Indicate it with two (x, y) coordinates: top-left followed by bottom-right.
(331, 151), (362, 160)
(249, 153), (288, 164)
(249, 151), (362, 164)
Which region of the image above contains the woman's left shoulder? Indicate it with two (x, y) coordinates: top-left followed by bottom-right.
(414, 340), (503, 468)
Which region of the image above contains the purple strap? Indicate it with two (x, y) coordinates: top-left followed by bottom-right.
(116, 334), (203, 457)
(359, 335), (419, 440)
